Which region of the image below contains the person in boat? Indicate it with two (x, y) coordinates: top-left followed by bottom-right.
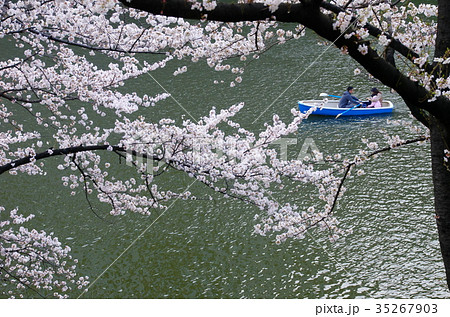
(338, 86), (361, 108)
(366, 87), (383, 108)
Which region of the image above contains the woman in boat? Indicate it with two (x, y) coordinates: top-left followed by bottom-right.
(338, 86), (361, 108)
(366, 87), (383, 108)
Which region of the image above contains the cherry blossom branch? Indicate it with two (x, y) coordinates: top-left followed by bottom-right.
(0, 205), (87, 298)
(70, 155), (108, 220)
(26, 27), (168, 54)
(328, 135), (430, 215)
(268, 135), (431, 242)
(0, 145), (122, 175)
(0, 54), (37, 72)
(118, 0), (428, 70)
(320, 1), (434, 73)
(0, 265), (46, 299)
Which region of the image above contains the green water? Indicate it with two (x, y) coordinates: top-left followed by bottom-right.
(0, 24), (448, 298)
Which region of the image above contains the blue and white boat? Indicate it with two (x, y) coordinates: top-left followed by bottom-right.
(298, 100), (394, 116)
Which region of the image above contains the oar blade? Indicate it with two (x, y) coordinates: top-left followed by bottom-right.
(335, 103), (361, 119)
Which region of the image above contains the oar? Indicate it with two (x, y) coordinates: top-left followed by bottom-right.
(335, 103), (362, 118)
(320, 93), (341, 98)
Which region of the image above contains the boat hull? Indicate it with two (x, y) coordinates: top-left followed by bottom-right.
(298, 100), (394, 116)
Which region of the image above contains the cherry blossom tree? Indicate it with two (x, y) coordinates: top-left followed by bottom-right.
(117, 0), (450, 290)
(0, 0), (445, 297)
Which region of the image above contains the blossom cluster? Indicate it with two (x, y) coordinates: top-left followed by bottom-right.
(328, 1), (445, 100)
(0, 207), (88, 298)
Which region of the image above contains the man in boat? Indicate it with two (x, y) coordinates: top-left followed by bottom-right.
(338, 86), (361, 108)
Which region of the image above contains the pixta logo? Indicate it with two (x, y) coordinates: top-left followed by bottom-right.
(271, 137), (324, 163)
(124, 136), (324, 174)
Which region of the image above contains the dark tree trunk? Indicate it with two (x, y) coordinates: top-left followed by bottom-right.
(431, 0), (450, 291)
(430, 119), (450, 290)
(436, 0), (450, 58)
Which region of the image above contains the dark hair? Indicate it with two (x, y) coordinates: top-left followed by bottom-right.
(347, 86), (354, 91)
(371, 87), (380, 94)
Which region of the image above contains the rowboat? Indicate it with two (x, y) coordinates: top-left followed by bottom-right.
(298, 100), (394, 116)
